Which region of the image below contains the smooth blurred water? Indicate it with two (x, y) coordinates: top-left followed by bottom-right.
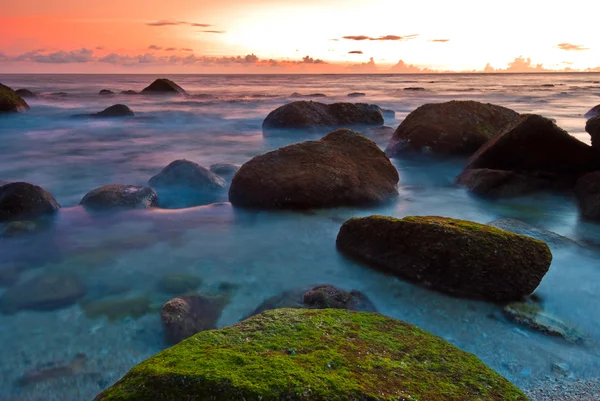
(1, 73), (600, 400)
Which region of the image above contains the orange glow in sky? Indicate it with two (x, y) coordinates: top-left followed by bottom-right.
(0, 0), (597, 73)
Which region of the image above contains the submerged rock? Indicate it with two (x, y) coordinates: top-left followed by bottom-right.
(0, 221), (38, 238)
(487, 218), (579, 248)
(0, 273), (85, 314)
(81, 297), (150, 321)
(385, 100), (518, 157)
(161, 294), (230, 344)
(141, 78), (186, 95)
(262, 101), (384, 132)
(361, 125), (395, 142)
(347, 92), (366, 97)
(17, 353), (86, 387)
(120, 90), (137, 95)
(586, 116), (600, 149)
(250, 284), (376, 317)
(0, 182), (60, 222)
(95, 308), (528, 401)
(99, 89), (114, 95)
(404, 87), (425, 91)
(209, 163), (240, 180)
(0, 83), (29, 113)
(74, 104), (134, 118)
(80, 184), (158, 211)
(158, 273), (202, 295)
(15, 89), (37, 99)
(148, 160), (226, 208)
(290, 92), (327, 98)
(229, 129), (399, 209)
(336, 215), (552, 302)
(575, 171), (600, 221)
(584, 104), (600, 119)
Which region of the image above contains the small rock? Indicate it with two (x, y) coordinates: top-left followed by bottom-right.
(574, 171), (600, 221)
(348, 92), (366, 97)
(381, 109), (396, 119)
(158, 274), (202, 295)
(80, 184), (158, 211)
(551, 363), (569, 377)
(404, 87), (426, 91)
(81, 297), (150, 321)
(585, 116), (600, 149)
(0, 182), (60, 222)
(74, 104), (134, 119)
(99, 89), (114, 95)
(209, 163), (240, 180)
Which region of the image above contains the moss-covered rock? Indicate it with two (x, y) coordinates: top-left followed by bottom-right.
(94, 308), (528, 401)
(336, 215), (552, 302)
(0, 83), (29, 113)
(158, 274), (202, 295)
(81, 297), (151, 321)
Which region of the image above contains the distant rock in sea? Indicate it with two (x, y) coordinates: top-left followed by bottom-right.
(0, 182), (60, 222)
(141, 78), (186, 95)
(73, 104), (134, 119)
(15, 89), (37, 99)
(120, 90), (137, 95)
(0, 83), (29, 113)
(99, 89), (114, 95)
(80, 184), (158, 211)
(347, 92), (366, 97)
(404, 87), (426, 91)
(290, 92), (327, 98)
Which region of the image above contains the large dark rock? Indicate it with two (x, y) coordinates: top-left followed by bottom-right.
(229, 129), (399, 209)
(149, 160), (226, 208)
(586, 116), (600, 149)
(74, 104), (134, 119)
(336, 215), (552, 302)
(0, 273), (85, 314)
(584, 104), (600, 119)
(0, 83), (29, 113)
(575, 171), (600, 221)
(141, 79), (186, 95)
(95, 309), (528, 401)
(0, 182), (60, 222)
(15, 89), (37, 99)
(249, 284), (376, 317)
(262, 101), (384, 132)
(80, 185), (158, 211)
(385, 100), (518, 157)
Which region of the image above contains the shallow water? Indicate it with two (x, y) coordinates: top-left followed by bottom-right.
(1, 73), (600, 400)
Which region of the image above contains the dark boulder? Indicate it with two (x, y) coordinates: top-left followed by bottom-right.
(209, 163), (240, 180)
(80, 184), (158, 211)
(348, 92), (366, 97)
(0, 182), (60, 222)
(0, 83), (29, 113)
(74, 104), (134, 119)
(585, 116), (600, 149)
(141, 79), (186, 95)
(99, 89), (114, 95)
(385, 100), (518, 157)
(262, 101), (384, 132)
(229, 129), (399, 209)
(584, 104), (600, 119)
(15, 89), (37, 99)
(404, 87), (425, 91)
(336, 215), (552, 302)
(575, 171), (600, 221)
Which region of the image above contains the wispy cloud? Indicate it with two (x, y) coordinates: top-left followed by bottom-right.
(348, 50), (363, 54)
(557, 43), (589, 51)
(146, 20), (212, 27)
(342, 34), (418, 41)
(430, 39), (449, 43)
(202, 30), (226, 34)
(148, 45), (162, 50)
(14, 48), (94, 63)
(180, 48), (193, 52)
(95, 46), (105, 50)
(165, 47), (177, 51)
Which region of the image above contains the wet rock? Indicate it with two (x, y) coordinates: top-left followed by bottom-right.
(161, 294), (229, 344)
(149, 160), (226, 208)
(17, 354), (87, 387)
(81, 297), (150, 321)
(96, 309), (529, 401)
(584, 104), (600, 119)
(15, 89), (37, 99)
(551, 362), (569, 377)
(99, 89), (114, 95)
(503, 302), (584, 344)
(209, 163), (240, 180)
(141, 78), (186, 95)
(348, 92), (366, 97)
(385, 100), (518, 157)
(158, 273), (202, 295)
(74, 104), (134, 118)
(381, 109), (396, 119)
(0, 83), (29, 113)
(262, 101), (384, 132)
(585, 116), (600, 149)
(0, 273), (85, 314)
(80, 184), (158, 211)
(575, 171), (600, 221)
(120, 90), (137, 95)
(336, 215), (552, 302)
(487, 218), (579, 248)
(229, 129), (399, 209)
(0, 182), (60, 222)
(404, 87), (425, 91)
(0, 264), (25, 286)
(0, 221), (37, 238)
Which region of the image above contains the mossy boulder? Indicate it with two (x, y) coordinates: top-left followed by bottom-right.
(141, 79), (186, 95)
(158, 274), (202, 295)
(229, 129), (399, 210)
(336, 215), (552, 302)
(81, 297), (151, 321)
(94, 308), (528, 401)
(385, 100), (518, 157)
(0, 83), (29, 113)
(0, 182), (60, 222)
(80, 185), (158, 211)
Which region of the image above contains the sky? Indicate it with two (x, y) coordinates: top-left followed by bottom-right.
(0, 0), (598, 73)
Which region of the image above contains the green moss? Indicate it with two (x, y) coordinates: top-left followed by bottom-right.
(95, 308), (528, 401)
(81, 297), (150, 321)
(0, 84), (29, 112)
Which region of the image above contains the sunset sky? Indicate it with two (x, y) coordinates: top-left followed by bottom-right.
(0, 0), (598, 73)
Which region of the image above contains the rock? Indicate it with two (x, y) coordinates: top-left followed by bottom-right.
(81, 297), (150, 321)
(0, 180), (8, 187)
(94, 308), (529, 401)
(120, 90), (137, 95)
(336, 215), (552, 302)
(148, 160), (226, 208)
(229, 129), (399, 209)
(584, 104), (600, 119)
(503, 302), (584, 344)
(141, 78), (186, 95)
(575, 171), (600, 221)
(348, 92), (366, 97)
(0, 273), (85, 314)
(262, 101), (384, 132)
(0, 221), (37, 238)
(381, 109), (396, 119)
(74, 104), (134, 119)
(158, 274), (202, 295)
(209, 163), (240, 180)
(290, 92), (327, 98)
(551, 363), (570, 377)
(0, 182), (60, 222)
(487, 218), (579, 248)
(99, 89), (114, 95)
(80, 184), (158, 211)
(160, 294), (229, 344)
(385, 100), (518, 157)
(0, 264), (25, 287)
(250, 284), (376, 317)
(15, 89), (37, 99)
(361, 126), (395, 142)
(585, 116), (600, 149)
(0, 83), (29, 113)
(404, 87), (426, 91)
(17, 354), (86, 387)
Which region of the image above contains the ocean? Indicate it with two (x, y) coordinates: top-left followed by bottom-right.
(1, 73), (600, 400)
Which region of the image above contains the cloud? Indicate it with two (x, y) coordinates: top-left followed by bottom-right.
(301, 55), (326, 64)
(96, 46), (105, 50)
(390, 60), (436, 73)
(342, 34), (418, 41)
(557, 43), (588, 51)
(343, 35), (370, 41)
(165, 47), (176, 51)
(430, 39), (449, 43)
(15, 48), (94, 63)
(148, 45), (162, 50)
(146, 20), (212, 27)
(483, 56), (547, 73)
(180, 48), (193, 52)
(348, 50), (363, 54)
(202, 30), (226, 34)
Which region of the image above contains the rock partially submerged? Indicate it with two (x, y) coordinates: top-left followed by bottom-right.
(95, 308), (528, 401)
(0, 182), (60, 222)
(487, 218), (579, 248)
(120, 90), (137, 95)
(74, 104), (134, 119)
(347, 92), (366, 97)
(99, 89), (114, 95)
(262, 101), (384, 132)
(0, 83), (30, 113)
(209, 163), (240, 180)
(80, 185), (158, 211)
(385, 100), (518, 157)
(575, 171), (600, 221)
(15, 89), (37, 99)
(586, 116), (600, 149)
(141, 78), (186, 95)
(336, 215), (552, 302)
(584, 104), (600, 119)
(229, 129), (399, 209)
